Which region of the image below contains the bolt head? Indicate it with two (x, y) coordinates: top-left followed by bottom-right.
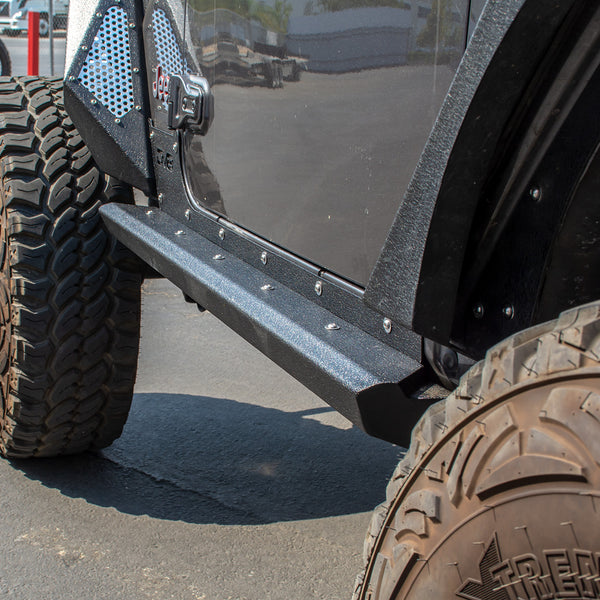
(383, 318), (392, 334)
(260, 251), (268, 265)
(502, 305), (514, 319)
(185, 210), (191, 221)
(158, 193), (164, 203)
(530, 187), (542, 201)
(261, 284), (274, 291)
(315, 281), (323, 296)
(218, 228), (225, 240)
(473, 304), (484, 319)
(325, 323), (340, 331)
(442, 350), (458, 371)
(213, 254), (225, 260)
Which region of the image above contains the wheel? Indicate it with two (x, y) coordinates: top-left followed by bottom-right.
(0, 77), (142, 458)
(39, 15), (49, 38)
(290, 63), (301, 82)
(264, 62), (276, 88)
(0, 39), (10, 76)
(275, 63), (284, 88)
(354, 301), (600, 600)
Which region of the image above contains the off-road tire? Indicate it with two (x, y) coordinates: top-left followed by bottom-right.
(0, 76), (142, 458)
(354, 301), (600, 600)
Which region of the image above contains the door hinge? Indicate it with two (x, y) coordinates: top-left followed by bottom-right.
(167, 73), (214, 135)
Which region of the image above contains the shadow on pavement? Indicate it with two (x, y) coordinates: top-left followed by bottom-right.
(12, 393), (403, 525)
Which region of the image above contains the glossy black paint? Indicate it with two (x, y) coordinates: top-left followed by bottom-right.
(153, 0), (472, 286)
(149, 123), (422, 358)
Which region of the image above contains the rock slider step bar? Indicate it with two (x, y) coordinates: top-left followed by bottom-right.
(100, 203), (431, 444)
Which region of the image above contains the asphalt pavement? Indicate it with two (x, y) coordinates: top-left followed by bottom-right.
(1, 34), (66, 77)
(0, 278), (402, 600)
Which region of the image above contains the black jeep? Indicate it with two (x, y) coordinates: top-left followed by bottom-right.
(0, 1), (598, 598)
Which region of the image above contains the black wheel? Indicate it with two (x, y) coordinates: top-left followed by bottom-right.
(0, 40), (11, 76)
(39, 15), (49, 38)
(0, 77), (142, 458)
(354, 301), (600, 599)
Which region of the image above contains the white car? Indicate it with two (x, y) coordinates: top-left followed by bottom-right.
(0, 0), (68, 36)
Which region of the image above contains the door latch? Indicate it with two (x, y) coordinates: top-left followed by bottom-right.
(167, 73), (214, 136)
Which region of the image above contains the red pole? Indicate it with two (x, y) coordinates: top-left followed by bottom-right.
(28, 11), (40, 76)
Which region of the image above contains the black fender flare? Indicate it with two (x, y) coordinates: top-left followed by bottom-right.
(364, 0), (594, 352)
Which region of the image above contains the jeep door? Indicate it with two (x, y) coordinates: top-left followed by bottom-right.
(156, 0), (473, 287)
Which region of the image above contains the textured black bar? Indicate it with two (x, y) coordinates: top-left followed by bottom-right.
(101, 203), (432, 444)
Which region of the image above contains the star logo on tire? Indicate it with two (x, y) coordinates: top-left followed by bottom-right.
(456, 534), (510, 600)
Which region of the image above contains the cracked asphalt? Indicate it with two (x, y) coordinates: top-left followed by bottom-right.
(0, 278), (403, 599)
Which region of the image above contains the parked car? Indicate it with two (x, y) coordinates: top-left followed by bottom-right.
(0, 0), (598, 598)
(0, 0), (68, 36)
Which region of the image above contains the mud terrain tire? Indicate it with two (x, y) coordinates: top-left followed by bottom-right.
(354, 301), (600, 600)
(0, 77), (141, 458)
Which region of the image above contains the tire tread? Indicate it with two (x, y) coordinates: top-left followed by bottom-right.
(0, 76), (141, 458)
(353, 301), (600, 599)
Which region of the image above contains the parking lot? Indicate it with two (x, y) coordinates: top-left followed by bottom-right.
(0, 277), (402, 600)
(0, 36), (403, 600)
(2, 35), (66, 76)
